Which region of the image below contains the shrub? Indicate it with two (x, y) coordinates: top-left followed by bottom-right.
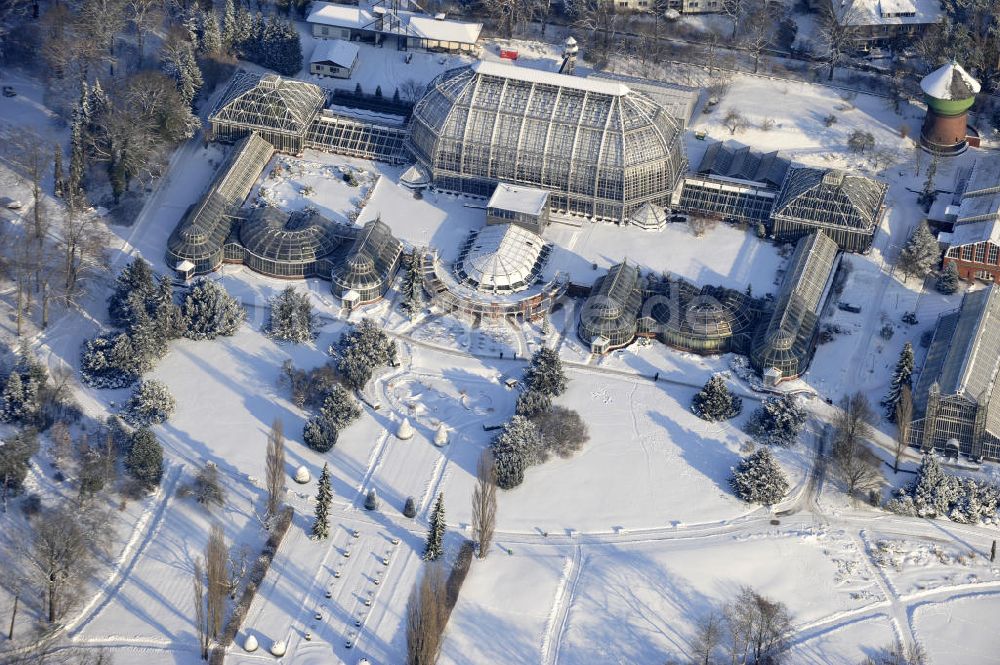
(121, 379), (176, 427)
(364, 488), (379, 510)
(125, 428), (164, 488)
(403, 496), (417, 518)
(303, 416), (338, 453)
(531, 406), (589, 459)
(730, 447), (789, 505)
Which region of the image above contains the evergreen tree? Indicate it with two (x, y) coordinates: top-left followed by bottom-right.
(78, 446), (107, 500)
(53, 145), (65, 198)
(935, 261), (960, 294)
(69, 111), (86, 199)
(80, 332), (144, 389)
(910, 453), (951, 518)
(311, 463), (332, 539)
(392, 88), (400, 104)
(318, 386), (362, 431)
(182, 278), (246, 340)
(730, 447), (789, 505)
(692, 375), (742, 421)
(745, 394), (807, 447)
(882, 342), (914, 421)
(122, 379), (177, 427)
(108, 257), (158, 329)
(490, 415), (543, 489)
(523, 347), (566, 397)
(897, 221), (940, 280)
(126, 428), (164, 488)
(403, 495), (417, 518)
(514, 389), (551, 418)
(233, 5), (254, 55)
(200, 9), (223, 55)
(303, 417), (338, 453)
(221, 0), (237, 53)
(400, 251), (425, 318)
(374, 85), (382, 98)
(0, 372), (28, 423)
(423, 492), (445, 561)
(334, 318), (397, 390)
(0, 429), (40, 501)
(267, 286), (315, 343)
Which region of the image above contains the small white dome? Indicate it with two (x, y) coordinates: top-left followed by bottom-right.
(269, 639), (286, 656)
(294, 465), (311, 484)
(244, 634), (258, 652)
(397, 417), (415, 440)
(434, 422), (448, 446)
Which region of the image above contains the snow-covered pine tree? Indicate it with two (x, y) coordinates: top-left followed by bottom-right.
(744, 394), (807, 447)
(337, 354), (373, 392)
(319, 386), (362, 431)
(303, 416), (338, 452)
(730, 447), (789, 505)
(692, 375), (743, 421)
(311, 463), (332, 539)
(126, 428), (164, 488)
(399, 251), (424, 318)
(81, 333), (142, 389)
(221, 0), (237, 53)
(122, 379), (177, 427)
(334, 319), (397, 389)
(882, 342), (914, 421)
(514, 389), (551, 418)
(490, 415), (544, 489)
(108, 257), (158, 329)
(182, 278), (246, 340)
(183, 7), (200, 48)
(364, 488), (379, 511)
(935, 262), (960, 294)
(266, 286), (315, 343)
(403, 496), (417, 518)
(423, 492), (445, 560)
(524, 347), (567, 397)
(179, 43), (204, 108)
(0, 371), (27, 423)
(200, 9), (223, 56)
(897, 221), (940, 280)
(0, 429), (39, 499)
(910, 453), (948, 517)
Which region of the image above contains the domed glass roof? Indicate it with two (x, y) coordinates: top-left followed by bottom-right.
(456, 224), (546, 293)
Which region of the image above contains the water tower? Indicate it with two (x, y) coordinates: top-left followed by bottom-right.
(919, 61), (980, 155)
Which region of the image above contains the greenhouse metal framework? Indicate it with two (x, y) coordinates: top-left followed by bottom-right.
(910, 285), (1000, 460)
(408, 61), (688, 224)
(209, 72), (409, 163)
(455, 224), (550, 294)
(331, 218), (404, 306)
(235, 207), (350, 279)
(750, 231), (839, 383)
(770, 168), (887, 252)
(167, 133), (276, 276)
(641, 280), (759, 355)
(577, 260), (644, 353)
(419, 248), (567, 322)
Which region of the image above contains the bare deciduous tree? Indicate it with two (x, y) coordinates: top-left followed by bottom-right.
(265, 418), (285, 522)
(205, 524), (227, 640)
(691, 609), (724, 665)
(725, 586), (793, 664)
(740, 0), (775, 74)
(723, 109), (748, 136)
(816, 2), (862, 81)
(193, 557), (209, 660)
(406, 562), (448, 665)
(471, 450), (497, 560)
(832, 392), (883, 499)
(893, 385), (912, 474)
(481, 0), (545, 38)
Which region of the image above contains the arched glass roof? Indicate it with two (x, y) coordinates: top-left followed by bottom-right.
(456, 224), (547, 293)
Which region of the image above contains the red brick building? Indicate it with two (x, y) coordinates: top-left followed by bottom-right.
(940, 157), (1000, 283)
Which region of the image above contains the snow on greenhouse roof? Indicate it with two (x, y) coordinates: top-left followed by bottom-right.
(920, 61), (981, 100)
(487, 183), (549, 216)
(457, 223), (547, 293)
(211, 73), (325, 135)
(471, 60), (631, 97)
(310, 39), (359, 69)
(408, 14), (482, 45)
(953, 157), (1000, 225)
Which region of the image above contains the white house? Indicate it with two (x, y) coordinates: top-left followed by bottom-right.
(310, 39), (359, 79)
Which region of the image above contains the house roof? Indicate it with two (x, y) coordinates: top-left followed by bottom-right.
(408, 14), (482, 45)
(307, 3), (372, 29)
(487, 183), (549, 216)
(920, 61), (981, 100)
(833, 0), (944, 27)
(310, 39), (359, 68)
(306, 2), (481, 45)
(210, 72), (325, 136)
(939, 220), (1000, 248)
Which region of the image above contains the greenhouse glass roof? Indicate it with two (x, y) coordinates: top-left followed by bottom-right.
(456, 223), (547, 293)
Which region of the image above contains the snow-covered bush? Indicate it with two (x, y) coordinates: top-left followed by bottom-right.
(730, 447), (789, 506)
(744, 395), (806, 447)
(266, 286), (315, 343)
(121, 379), (176, 427)
(531, 406), (589, 460)
(692, 375), (742, 422)
(523, 347), (566, 397)
(490, 415), (544, 489)
(333, 319), (397, 390)
(0, 370), (40, 424)
(403, 496), (417, 518)
(178, 463), (226, 508)
(364, 488), (379, 511)
(126, 428), (164, 488)
(182, 278), (246, 340)
(317, 386), (361, 431)
(514, 389), (551, 418)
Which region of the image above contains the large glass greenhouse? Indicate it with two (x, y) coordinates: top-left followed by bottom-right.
(770, 168), (887, 252)
(236, 207), (347, 279)
(331, 218), (403, 305)
(644, 280), (758, 355)
(409, 61), (687, 223)
(455, 223), (549, 294)
(167, 133), (276, 276)
(750, 231), (839, 383)
(578, 261), (644, 352)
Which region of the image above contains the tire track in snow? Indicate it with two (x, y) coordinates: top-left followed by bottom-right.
(540, 545), (583, 665)
(67, 463), (183, 638)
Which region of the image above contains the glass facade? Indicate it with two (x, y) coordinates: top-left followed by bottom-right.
(578, 261), (644, 349)
(331, 218), (403, 304)
(409, 62), (687, 224)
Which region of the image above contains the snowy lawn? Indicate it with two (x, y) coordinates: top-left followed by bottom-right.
(914, 594), (1000, 664)
(249, 153), (379, 223)
(865, 533), (1000, 597)
(787, 615), (897, 665)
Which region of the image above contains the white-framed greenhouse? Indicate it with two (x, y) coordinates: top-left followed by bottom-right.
(408, 61), (687, 224)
